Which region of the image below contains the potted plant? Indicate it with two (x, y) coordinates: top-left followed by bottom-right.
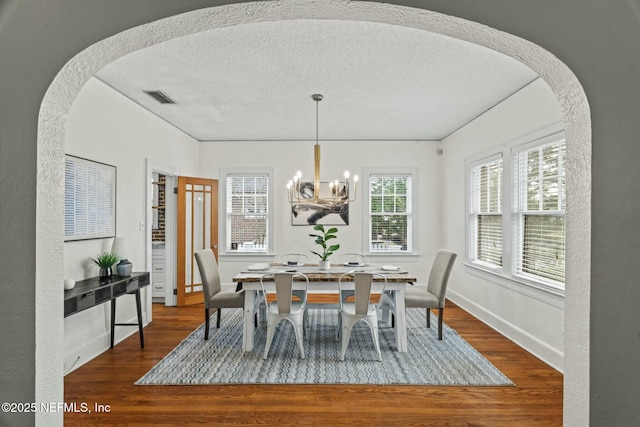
(91, 252), (119, 278)
(309, 224), (340, 270)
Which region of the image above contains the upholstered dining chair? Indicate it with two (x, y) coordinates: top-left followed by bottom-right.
(194, 249), (255, 341)
(260, 272), (309, 360)
(404, 249), (457, 340)
(337, 272), (387, 362)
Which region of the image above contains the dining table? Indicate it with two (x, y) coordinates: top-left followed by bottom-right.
(232, 263), (416, 353)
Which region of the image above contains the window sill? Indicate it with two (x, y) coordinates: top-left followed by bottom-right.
(464, 261), (565, 308)
(366, 253), (420, 261)
(219, 253), (274, 260)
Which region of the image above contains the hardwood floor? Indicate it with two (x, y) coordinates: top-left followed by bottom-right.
(64, 299), (563, 426)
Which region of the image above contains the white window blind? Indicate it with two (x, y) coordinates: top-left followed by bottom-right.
(369, 174), (412, 252)
(226, 175), (269, 253)
(514, 139), (565, 285)
(469, 157), (503, 267)
(64, 155), (116, 241)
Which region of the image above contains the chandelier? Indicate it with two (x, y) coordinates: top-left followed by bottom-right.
(287, 94), (358, 206)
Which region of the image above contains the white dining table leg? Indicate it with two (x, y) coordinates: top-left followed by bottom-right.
(379, 291), (391, 325)
(243, 288), (256, 352)
(393, 289), (407, 352)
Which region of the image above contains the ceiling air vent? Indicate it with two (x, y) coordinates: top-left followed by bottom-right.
(143, 90), (175, 104)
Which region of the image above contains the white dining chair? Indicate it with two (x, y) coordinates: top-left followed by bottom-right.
(337, 272), (387, 361)
(338, 253), (369, 266)
(274, 253), (310, 266)
(260, 272), (309, 359)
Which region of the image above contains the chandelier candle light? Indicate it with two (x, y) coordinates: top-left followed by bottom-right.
(287, 94), (358, 205)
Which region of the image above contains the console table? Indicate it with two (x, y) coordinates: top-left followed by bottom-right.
(64, 272), (150, 349)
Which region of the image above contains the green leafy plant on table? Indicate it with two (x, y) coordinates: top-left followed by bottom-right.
(309, 224), (340, 261)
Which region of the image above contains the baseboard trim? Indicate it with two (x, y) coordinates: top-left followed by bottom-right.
(447, 289), (564, 373)
(64, 314), (147, 375)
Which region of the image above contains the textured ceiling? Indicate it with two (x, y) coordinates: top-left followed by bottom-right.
(95, 19), (539, 142)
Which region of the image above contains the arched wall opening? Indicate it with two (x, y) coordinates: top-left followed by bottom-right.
(37, 1), (590, 425)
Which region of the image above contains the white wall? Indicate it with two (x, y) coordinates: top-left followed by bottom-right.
(197, 140), (443, 284)
(442, 78), (566, 370)
(63, 77), (200, 372)
(62, 75), (567, 374)
(62, 77), (443, 371)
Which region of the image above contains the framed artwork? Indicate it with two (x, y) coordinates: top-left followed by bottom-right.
(291, 181), (349, 226)
(64, 155), (116, 241)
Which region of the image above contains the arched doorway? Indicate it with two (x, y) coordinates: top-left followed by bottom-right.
(37, 1), (590, 424)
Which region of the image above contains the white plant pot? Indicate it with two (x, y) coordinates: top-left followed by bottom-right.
(318, 260), (331, 270)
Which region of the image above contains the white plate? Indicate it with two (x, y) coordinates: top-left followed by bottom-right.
(282, 262), (305, 267)
(381, 265), (401, 271)
(247, 263), (269, 271)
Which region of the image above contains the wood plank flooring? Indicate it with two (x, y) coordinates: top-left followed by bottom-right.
(64, 298), (563, 426)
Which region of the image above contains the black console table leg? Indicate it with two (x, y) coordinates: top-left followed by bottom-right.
(135, 290), (144, 349)
(110, 299), (116, 349)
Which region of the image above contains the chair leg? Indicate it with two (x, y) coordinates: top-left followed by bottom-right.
(216, 308), (222, 328)
(426, 308), (431, 328)
(204, 308), (210, 340)
(438, 308), (444, 340)
(340, 318), (355, 361)
(366, 317), (382, 362)
(303, 310), (309, 336)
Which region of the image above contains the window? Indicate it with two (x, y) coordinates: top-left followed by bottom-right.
(465, 126), (566, 292)
(224, 172), (270, 253)
(513, 139), (565, 285)
(368, 173), (413, 253)
(468, 156), (503, 268)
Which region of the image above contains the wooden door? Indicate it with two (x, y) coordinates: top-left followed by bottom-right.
(176, 176), (218, 306)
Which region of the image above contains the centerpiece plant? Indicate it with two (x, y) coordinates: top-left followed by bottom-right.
(309, 224), (339, 269)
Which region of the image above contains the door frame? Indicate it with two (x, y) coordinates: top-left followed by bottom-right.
(145, 159), (180, 315)
(176, 176), (218, 306)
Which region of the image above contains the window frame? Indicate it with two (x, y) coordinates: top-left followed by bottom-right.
(219, 168), (274, 255)
(512, 136), (566, 288)
(466, 153), (503, 271)
(364, 167), (418, 256)
(464, 124), (566, 296)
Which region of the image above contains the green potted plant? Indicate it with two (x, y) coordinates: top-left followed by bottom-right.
(91, 252), (119, 278)
(309, 224), (340, 270)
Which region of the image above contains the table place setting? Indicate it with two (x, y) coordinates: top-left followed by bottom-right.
(241, 264), (408, 275)
(246, 263), (270, 272)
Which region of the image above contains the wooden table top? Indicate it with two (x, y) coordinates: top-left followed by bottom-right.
(233, 264), (416, 283)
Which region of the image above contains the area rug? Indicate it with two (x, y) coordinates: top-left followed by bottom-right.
(136, 308), (513, 386)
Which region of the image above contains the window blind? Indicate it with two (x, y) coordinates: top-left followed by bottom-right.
(514, 139), (565, 284)
(477, 214), (502, 266)
(64, 155), (116, 241)
(519, 214), (565, 283)
(469, 158), (503, 267)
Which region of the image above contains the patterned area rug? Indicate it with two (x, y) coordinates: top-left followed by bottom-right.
(136, 308), (513, 386)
